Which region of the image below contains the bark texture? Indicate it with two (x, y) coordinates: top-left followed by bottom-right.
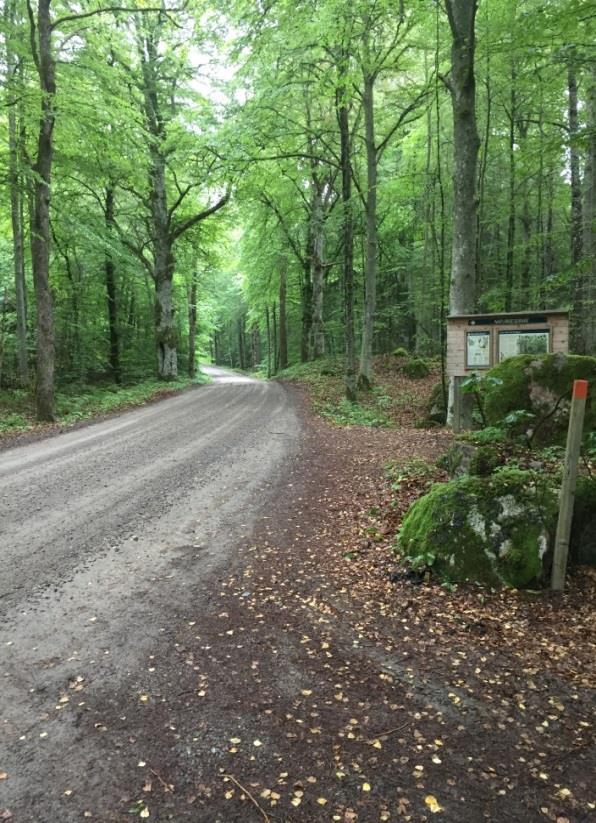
(6, 0), (28, 385)
(358, 70), (377, 390)
(188, 275), (197, 378)
(31, 0), (56, 420)
(278, 261), (288, 371)
(337, 76), (357, 402)
(583, 68), (596, 354)
(105, 185), (121, 383)
(445, 0), (480, 316)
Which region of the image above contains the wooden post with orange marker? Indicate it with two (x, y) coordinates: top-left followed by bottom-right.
(551, 379), (589, 591)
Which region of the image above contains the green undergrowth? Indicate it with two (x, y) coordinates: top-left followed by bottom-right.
(276, 359), (394, 427)
(0, 373), (210, 437)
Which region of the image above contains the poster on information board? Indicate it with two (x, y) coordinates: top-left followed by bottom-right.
(466, 331), (491, 368)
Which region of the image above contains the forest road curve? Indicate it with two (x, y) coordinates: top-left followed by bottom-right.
(0, 367), (301, 819)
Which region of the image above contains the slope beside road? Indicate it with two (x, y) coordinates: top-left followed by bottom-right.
(0, 368), (301, 820)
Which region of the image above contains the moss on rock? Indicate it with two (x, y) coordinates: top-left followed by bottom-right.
(401, 357), (431, 379)
(397, 469), (558, 588)
(482, 353), (596, 445)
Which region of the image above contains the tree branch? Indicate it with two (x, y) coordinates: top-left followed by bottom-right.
(171, 190), (230, 240)
(51, 5), (179, 31)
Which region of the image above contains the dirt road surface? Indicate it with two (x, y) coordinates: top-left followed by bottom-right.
(1, 369), (593, 823)
(1, 368), (301, 820)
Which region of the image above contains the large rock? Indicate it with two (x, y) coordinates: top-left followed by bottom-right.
(397, 469), (558, 588)
(482, 353), (596, 445)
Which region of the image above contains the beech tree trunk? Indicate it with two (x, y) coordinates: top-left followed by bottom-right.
(188, 274), (197, 378)
(31, 0), (56, 420)
(310, 185), (326, 359)
(358, 70), (378, 390)
(583, 68), (596, 354)
(569, 67), (586, 352)
(105, 185), (121, 383)
(504, 65), (516, 311)
(445, 0), (479, 428)
(300, 267), (312, 363)
(265, 306), (272, 378)
(278, 262), (288, 371)
(6, 0), (28, 386)
(568, 68), (583, 266)
(445, 0), (480, 316)
(237, 315), (246, 369)
(337, 53), (357, 402)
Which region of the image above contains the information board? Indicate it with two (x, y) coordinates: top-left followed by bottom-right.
(466, 331), (491, 368)
(498, 330), (550, 361)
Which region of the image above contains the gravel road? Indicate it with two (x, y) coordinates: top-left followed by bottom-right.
(0, 368), (301, 820)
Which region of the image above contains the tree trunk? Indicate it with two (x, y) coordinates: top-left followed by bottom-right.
(520, 180), (532, 300)
(237, 315), (246, 369)
(582, 68), (596, 354)
(569, 67), (585, 352)
(504, 65), (516, 312)
(188, 274), (197, 378)
(445, 0), (479, 429)
(358, 71), (378, 390)
(568, 68), (583, 266)
(138, 21), (177, 380)
(272, 302), (278, 374)
(31, 0), (56, 420)
(6, 0), (28, 386)
(310, 188), (326, 359)
(105, 184), (121, 383)
(337, 70), (357, 402)
(278, 262), (288, 371)
(265, 306), (272, 378)
(300, 264), (312, 363)
(251, 326), (260, 368)
(445, 0), (480, 316)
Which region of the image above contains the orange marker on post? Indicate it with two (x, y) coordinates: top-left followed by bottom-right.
(551, 380), (590, 591)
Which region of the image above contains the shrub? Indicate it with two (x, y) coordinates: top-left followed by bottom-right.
(401, 357), (430, 379)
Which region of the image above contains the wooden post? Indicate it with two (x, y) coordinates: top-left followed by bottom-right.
(451, 375), (474, 433)
(452, 376), (463, 433)
(551, 379), (589, 591)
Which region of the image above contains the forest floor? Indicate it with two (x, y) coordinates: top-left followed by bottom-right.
(148, 377), (592, 823)
(1, 364), (594, 822)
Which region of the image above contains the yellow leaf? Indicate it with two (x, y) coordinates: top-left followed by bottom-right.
(317, 797), (328, 805)
(362, 782), (371, 792)
(140, 808), (150, 819)
(291, 797), (302, 807)
(425, 795), (443, 814)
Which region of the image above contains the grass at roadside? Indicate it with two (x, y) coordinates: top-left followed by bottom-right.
(276, 355), (440, 428)
(0, 372), (211, 439)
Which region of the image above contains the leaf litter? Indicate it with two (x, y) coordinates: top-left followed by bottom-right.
(19, 381), (594, 822)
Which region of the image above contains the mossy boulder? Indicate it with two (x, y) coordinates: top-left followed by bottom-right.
(482, 353), (596, 445)
(401, 357), (431, 379)
(397, 469), (558, 588)
(570, 476), (596, 566)
(440, 440), (502, 477)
